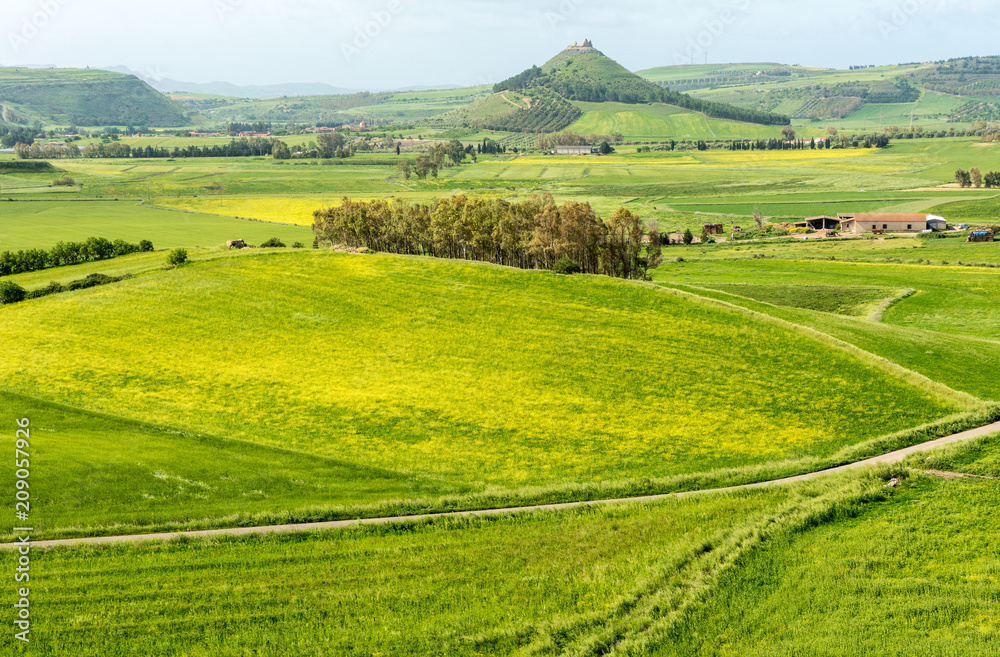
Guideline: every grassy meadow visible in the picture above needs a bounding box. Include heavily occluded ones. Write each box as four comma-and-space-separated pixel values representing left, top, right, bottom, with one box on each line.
0, 472, 900, 656
0, 252, 960, 495
0, 391, 467, 539
653, 476, 1000, 656
3, 129, 1000, 655
5, 139, 1000, 250
0, 200, 312, 250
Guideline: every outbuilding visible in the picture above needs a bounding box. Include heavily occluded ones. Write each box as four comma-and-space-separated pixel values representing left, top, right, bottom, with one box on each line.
793, 216, 841, 231
838, 213, 946, 234
553, 145, 595, 156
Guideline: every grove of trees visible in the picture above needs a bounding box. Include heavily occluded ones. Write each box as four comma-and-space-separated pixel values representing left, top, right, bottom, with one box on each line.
313, 195, 661, 280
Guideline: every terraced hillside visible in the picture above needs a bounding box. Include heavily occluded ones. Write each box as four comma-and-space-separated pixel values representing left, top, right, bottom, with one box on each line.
639, 57, 1000, 130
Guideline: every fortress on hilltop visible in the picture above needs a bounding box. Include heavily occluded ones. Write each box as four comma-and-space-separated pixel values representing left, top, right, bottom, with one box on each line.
565, 39, 597, 52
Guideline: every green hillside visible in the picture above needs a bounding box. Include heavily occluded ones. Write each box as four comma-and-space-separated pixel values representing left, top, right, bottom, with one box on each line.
423, 89, 582, 133
638, 57, 1000, 130
567, 100, 792, 140
494, 44, 790, 126
178, 86, 493, 125
0, 252, 957, 497
0, 67, 189, 127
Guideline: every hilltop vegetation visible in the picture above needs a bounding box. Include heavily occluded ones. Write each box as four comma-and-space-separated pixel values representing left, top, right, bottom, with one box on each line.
0, 67, 188, 127
639, 56, 1000, 129
497, 48, 791, 126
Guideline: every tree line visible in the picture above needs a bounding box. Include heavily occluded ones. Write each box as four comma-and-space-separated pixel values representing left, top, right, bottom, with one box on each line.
0, 237, 153, 277
313, 195, 662, 280
13, 138, 286, 160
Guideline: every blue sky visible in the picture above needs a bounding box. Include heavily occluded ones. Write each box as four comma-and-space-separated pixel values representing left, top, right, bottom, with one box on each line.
3, 0, 999, 89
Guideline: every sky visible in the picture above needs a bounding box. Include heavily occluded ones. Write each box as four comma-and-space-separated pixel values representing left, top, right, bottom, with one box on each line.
3, 0, 1000, 90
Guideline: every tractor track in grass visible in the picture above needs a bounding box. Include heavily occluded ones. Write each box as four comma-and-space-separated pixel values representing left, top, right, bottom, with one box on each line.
9, 421, 1000, 551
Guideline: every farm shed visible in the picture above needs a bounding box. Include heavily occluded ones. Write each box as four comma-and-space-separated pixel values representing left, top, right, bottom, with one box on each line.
968, 229, 995, 242
553, 145, 595, 155
838, 213, 945, 234
703, 223, 724, 235
793, 216, 841, 230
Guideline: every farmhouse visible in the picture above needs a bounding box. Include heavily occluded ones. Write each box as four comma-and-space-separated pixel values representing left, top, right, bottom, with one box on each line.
792, 216, 841, 230
838, 213, 947, 234
553, 145, 596, 156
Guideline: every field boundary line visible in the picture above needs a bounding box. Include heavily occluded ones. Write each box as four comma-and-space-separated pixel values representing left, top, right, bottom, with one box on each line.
9, 421, 1000, 551
653, 282, 981, 409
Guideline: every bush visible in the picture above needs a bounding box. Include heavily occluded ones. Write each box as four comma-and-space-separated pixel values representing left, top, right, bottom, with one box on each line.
167, 248, 188, 266
26, 281, 65, 300
291, 242, 305, 249
139, 240, 154, 252
66, 274, 115, 291
553, 257, 582, 275
260, 238, 286, 248
0, 280, 26, 305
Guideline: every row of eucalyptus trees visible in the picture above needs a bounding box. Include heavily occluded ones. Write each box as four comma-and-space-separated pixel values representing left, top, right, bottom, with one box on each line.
312, 194, 662, 280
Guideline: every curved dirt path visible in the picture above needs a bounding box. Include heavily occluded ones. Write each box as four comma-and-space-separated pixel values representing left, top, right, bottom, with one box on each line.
11, 421, 1000, 551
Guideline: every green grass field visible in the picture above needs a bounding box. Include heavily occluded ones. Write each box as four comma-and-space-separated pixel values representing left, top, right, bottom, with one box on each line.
0, 252, 958, 496
6, 139, 1000, 247
0, 200, 311, 250
0, 392, 465, 539
0, 472, 897, 656
654, 476, 1000, 656
567, 102, 791, 140
5, 130, 1000, 655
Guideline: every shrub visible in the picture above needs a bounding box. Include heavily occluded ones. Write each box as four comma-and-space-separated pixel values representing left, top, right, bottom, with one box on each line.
0, 280, 26, 305
260, 238, 286, 248
66, 274, 115, 291
139, 240, 154, 252
26, 282, 65, 300
52, 176, 76, 187
553, 257, 582, 275
167, 248, 189, 266
291, 242, 305, 249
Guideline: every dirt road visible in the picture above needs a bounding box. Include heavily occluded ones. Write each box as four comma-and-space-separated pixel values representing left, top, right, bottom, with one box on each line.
10, 421, 1000, 551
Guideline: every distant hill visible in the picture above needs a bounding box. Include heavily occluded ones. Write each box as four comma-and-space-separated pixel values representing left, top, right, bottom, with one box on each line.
492, 43, 791, 126
637, 56, 1000, 129
173, 86, 493, 126
101, 66, 358, 100
427, 42, 790, 135
0, 67, 188, 127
